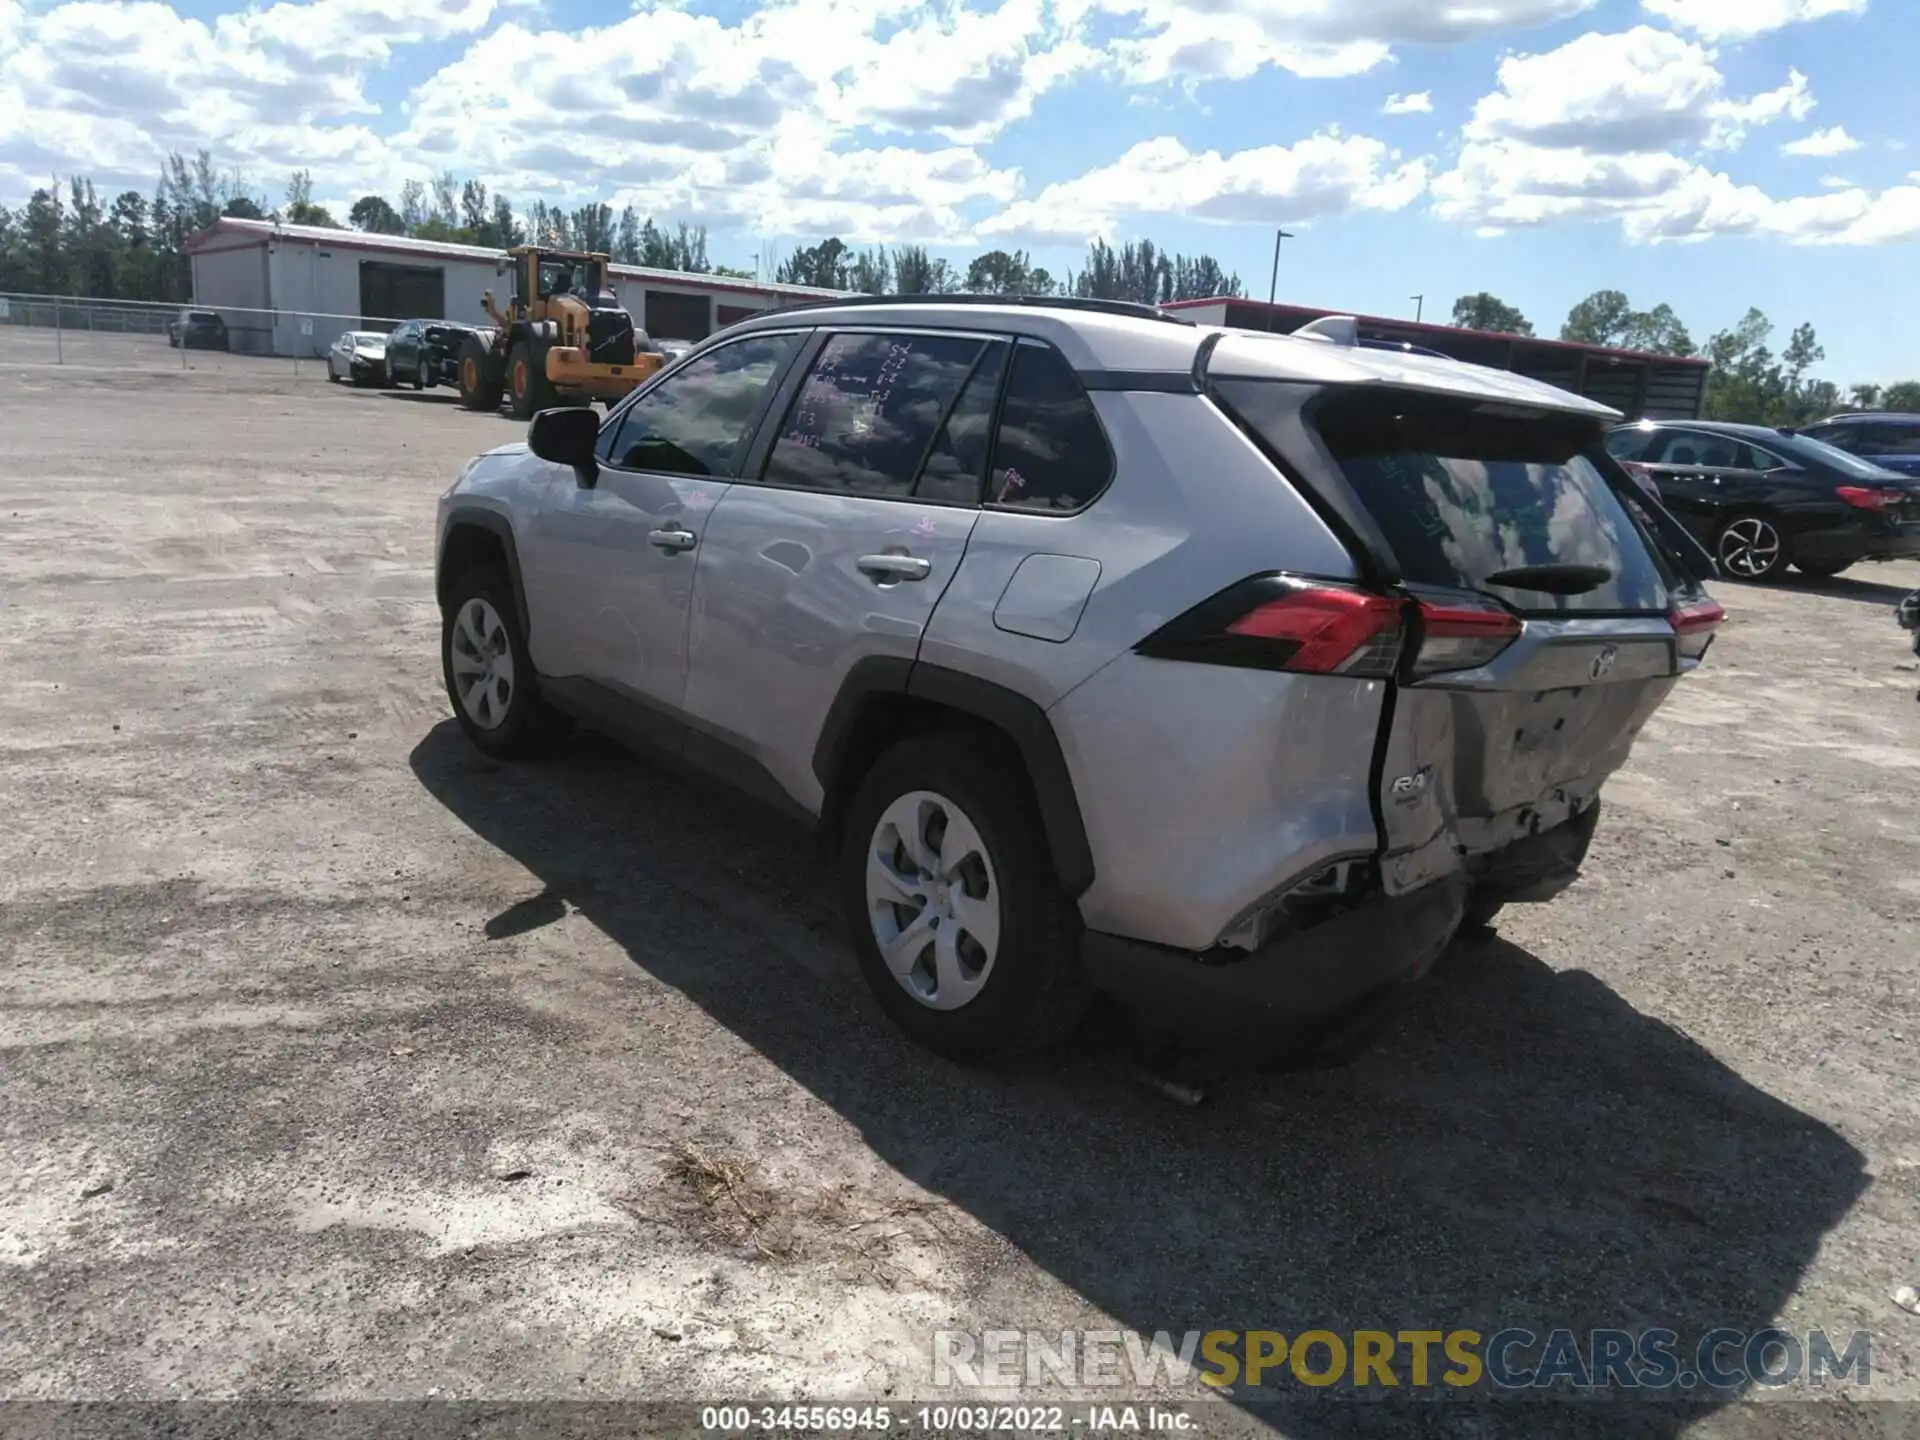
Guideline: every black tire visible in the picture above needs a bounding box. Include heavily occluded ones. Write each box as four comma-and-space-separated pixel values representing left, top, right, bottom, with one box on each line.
1461, 897, 1505, 933
439, 568, 570, 760
412, 364, 426, 391
1795, 559, 1852, 580
841, 733, 1091, 1060
457, 336, 504, 412
1715, 512, 1792, 582
507, 338, 558, 420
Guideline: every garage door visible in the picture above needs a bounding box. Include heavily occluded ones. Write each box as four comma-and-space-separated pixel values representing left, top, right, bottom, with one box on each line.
360, 262, 446, 328
645, 291, 712, 342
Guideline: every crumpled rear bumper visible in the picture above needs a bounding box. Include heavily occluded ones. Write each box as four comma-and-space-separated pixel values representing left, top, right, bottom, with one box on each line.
1084, 873, 1467, 1058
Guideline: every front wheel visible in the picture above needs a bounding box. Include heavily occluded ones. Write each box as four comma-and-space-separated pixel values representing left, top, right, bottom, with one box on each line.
507, 339, 559, 419
841, 735, 1091, 1060
439, 570, 569, 759
1716, 513, 1792, 582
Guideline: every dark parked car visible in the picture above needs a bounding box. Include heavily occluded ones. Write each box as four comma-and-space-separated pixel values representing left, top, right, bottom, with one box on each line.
1795, 412, 1920, 478
1898, 587, 1920, 657
385, 320, 490, 390
166, 309, 228, 350
1606, 419, 1920, 581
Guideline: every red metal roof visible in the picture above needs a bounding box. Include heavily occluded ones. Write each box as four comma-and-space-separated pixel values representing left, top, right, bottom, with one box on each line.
183, 217, 849, 302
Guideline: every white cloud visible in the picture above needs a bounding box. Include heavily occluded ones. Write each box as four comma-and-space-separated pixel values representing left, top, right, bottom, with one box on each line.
1382, 91, 1433, 115
1820, 174, 1856, 188
1462, 27, 1811, 155
1433, 133, 1920, 248
1781, 125, 1863, 157
978, 131, 1428, 245
1641, 0, 1868, 41
1090, 0, 1597, 84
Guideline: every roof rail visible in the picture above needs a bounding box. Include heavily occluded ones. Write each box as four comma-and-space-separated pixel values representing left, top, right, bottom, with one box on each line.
762, 292, 1196, 326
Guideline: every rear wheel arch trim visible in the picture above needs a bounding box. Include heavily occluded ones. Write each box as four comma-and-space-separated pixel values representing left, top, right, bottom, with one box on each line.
813, 657, 1096, 899
439, 509, 531, 640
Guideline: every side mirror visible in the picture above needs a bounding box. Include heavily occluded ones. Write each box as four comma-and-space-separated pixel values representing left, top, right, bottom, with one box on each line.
528, 406, 600, 487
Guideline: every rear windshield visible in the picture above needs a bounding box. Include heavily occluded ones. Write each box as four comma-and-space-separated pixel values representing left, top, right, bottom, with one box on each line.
1221, 382, 1670, 615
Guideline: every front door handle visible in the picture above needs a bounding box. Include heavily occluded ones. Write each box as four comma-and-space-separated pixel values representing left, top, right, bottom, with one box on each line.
857, 553, 932, 583
648, 527, 697, 553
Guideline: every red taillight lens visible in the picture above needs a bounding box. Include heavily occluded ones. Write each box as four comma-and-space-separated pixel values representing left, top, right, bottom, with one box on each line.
1835, 485, 1907, 511
1138, 577, 1405, 677
1669, 595, 1724, 662
1411, 598, 1521, 678
1224, 588, 1405, 676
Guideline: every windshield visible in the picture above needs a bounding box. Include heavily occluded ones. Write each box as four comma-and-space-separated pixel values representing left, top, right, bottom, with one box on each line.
1780, 431, 1903, 480
351, 333, 385, 346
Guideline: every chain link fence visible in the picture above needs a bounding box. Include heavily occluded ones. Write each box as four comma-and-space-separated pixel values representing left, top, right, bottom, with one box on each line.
0, 292, 411, 381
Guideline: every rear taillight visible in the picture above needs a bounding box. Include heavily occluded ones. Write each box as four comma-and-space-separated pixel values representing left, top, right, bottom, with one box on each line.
1138, 577, 1405, 677
1410, 597, 1522, 678
1669, 595, 1725, 662
1836, 485, 1909, 512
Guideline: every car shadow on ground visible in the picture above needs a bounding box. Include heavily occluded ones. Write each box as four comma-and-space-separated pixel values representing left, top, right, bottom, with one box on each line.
1722, 571, 1916, 609
372, 389, 464, 405
409, 721, 1869, 1436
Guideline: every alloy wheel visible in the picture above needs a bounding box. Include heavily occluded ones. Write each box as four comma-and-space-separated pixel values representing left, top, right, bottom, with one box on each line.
447, 597, 515, 730
865, 790, 1001, 1011
1718, 517, 1782, 579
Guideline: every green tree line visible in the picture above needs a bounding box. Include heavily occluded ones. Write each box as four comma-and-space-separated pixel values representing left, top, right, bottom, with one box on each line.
1451, 289, 1920, 424
0, 151, 1245, 311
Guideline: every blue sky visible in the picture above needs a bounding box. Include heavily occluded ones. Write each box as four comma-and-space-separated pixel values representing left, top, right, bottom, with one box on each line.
1, 0, 1914, 384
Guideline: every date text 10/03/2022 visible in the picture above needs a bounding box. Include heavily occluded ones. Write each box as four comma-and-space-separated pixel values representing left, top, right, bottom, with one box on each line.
700, 1406, 1194, 1433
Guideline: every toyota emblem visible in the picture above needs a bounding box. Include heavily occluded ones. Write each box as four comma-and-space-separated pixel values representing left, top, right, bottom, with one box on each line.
1590, 645, 1619, 682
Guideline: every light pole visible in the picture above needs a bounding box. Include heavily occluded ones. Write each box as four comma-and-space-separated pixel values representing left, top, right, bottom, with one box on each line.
1412, 294, 1424, 324
1267, 229, 1295, 331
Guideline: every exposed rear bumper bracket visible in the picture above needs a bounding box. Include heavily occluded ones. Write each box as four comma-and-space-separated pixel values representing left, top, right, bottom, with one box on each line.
1083, 873, 1468, 1057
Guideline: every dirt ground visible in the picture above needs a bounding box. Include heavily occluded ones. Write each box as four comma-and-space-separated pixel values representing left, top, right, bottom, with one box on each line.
2, 339, 1918, 1438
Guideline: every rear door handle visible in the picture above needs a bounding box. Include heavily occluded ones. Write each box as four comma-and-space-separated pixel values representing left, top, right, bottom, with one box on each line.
857, 553, 932, 583
648, 527, 697, 553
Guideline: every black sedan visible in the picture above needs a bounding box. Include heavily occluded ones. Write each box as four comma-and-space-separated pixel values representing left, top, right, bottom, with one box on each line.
1605, 419, 1920, 581
385, 320, 490, 390
166, 309, 228, 350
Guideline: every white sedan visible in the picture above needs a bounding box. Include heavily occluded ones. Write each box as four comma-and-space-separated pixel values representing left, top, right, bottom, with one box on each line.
327, 331, 390, 386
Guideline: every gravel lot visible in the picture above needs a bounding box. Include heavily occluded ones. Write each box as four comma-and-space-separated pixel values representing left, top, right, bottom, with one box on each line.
3, 339, 1918, 1437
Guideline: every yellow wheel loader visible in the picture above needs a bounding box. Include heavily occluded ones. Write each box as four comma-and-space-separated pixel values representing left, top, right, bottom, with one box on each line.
456, 246, 666, 418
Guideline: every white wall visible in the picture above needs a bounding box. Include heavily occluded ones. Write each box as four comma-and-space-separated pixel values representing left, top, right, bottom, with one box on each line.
189, 245, 272, 353
264, 241, 507, 357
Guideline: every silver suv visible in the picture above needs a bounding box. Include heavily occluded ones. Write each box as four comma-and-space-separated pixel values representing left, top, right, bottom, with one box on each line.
433, 297, 1723, 1063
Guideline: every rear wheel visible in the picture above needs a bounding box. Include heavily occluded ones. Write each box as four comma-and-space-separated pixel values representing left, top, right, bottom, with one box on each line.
1716, 513, 1791, 582
456, 337, 503, 412
841, 734, 1091, 1060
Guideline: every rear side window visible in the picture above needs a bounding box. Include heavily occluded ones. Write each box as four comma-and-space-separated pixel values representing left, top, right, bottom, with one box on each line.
987, 340, 1113, 512
1857, 422, 1920, 456
763, 331, 988, 498
1296, 387, 1669, 615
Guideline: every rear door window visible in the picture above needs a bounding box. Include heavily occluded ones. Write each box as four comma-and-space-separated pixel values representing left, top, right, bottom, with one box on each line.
915, 342, 1009, 505
760, 331, 988, 498
1298, 387, 1670, 615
